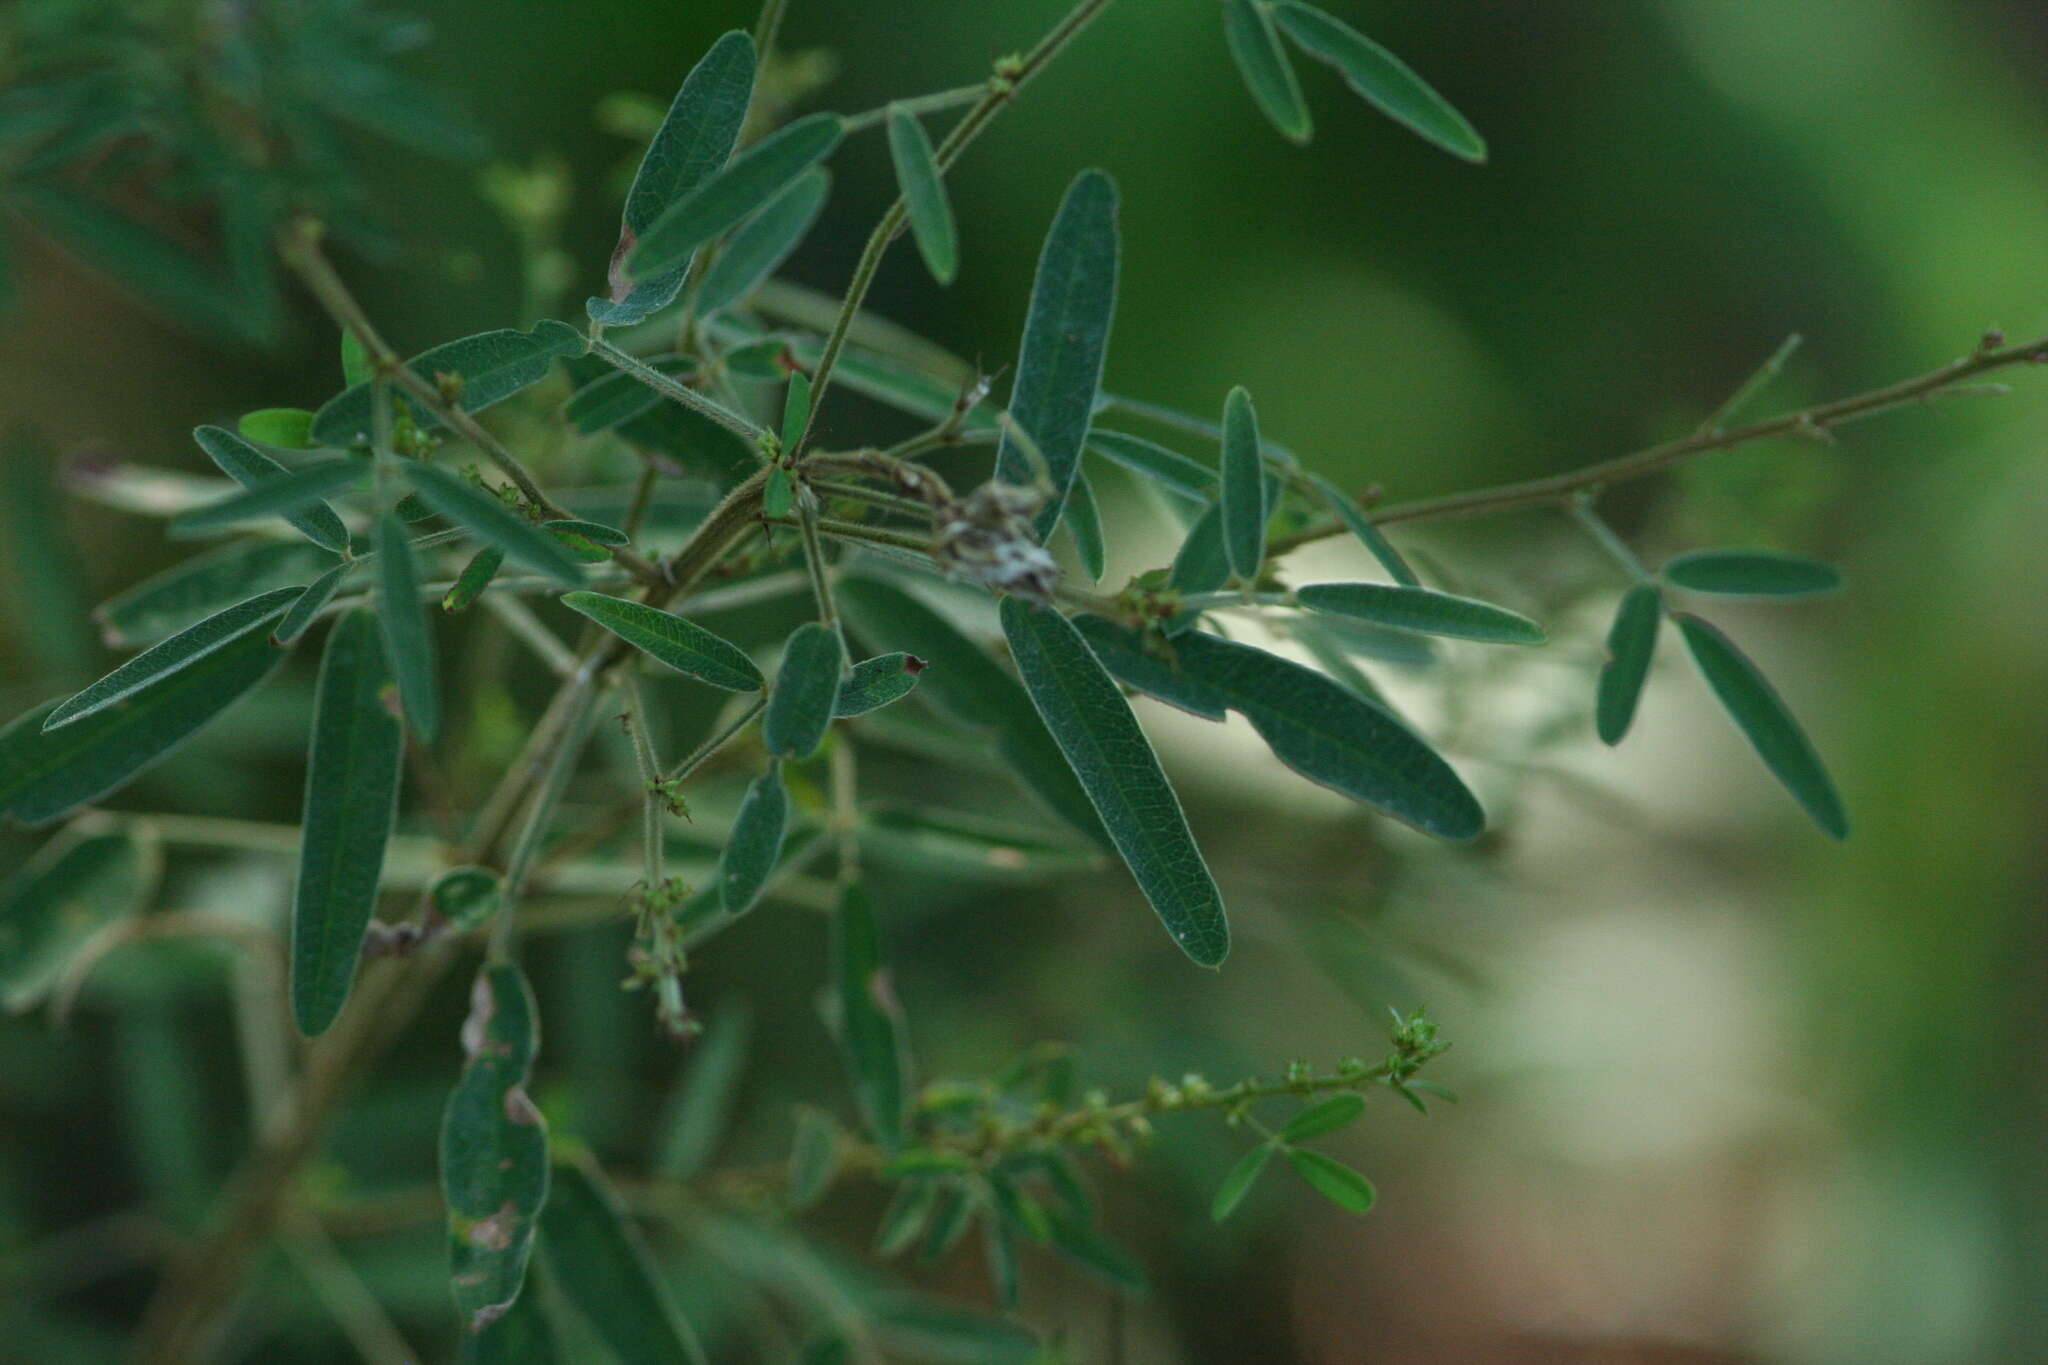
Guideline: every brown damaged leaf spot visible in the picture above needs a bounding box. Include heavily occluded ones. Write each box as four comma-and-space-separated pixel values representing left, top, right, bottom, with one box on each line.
464, 1200, 520, 1251
502, 1084, 542, 1127
459, 972, 497, 1057
607, 229, 638, 303
903, 653, 929, 675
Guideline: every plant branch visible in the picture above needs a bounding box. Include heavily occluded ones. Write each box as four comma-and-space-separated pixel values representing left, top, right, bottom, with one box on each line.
795, 0, 1115, 455
1270, 330, 2048, 552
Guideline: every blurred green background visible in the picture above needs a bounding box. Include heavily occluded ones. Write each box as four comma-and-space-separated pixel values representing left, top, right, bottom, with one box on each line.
4, 0, 2048, 1361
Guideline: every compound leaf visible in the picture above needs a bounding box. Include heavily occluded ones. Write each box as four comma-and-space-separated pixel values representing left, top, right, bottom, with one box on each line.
0, 624, 288, 828
629, 113, 845, 282
402, 463, 585, 586
1284, 1148, 1376, 1213
590, 28, 754, 327
291, 610, 403, 1037
833, 884, 907, 1153
1224, 0, 1313, 143
764, 623, 843, 761
1270, 1, 1486, 163
45, 587, 303, 731
1596, 583, 1661, 745
1220, 385, 1266, 581
312, 322, 586, 446
1298, 582, 1544, 645
995, 171, 1121, 538
562, 592, 763, 692
442, 963, 550, 1334
1675, 613, 1848, 839
1664, 549, 1842, 598
720, 764, 788, 915
1001, 600, 1228, 967
374, 514, 440, 742
193, 425, 348, 553
887, 106, 958, 285
1074, 617, 1482, 839
541, 1156, 707, 1364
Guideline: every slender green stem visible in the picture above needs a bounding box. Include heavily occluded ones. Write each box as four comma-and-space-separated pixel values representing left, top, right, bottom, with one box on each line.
1269, 330, 2048, 552
794, 494, 840, 631
665, 697, 768, 784
623, 682, 666, 892
829, 736, 860, 885
590, 335, 767, 443
807, 479, 939, 522
1567, 496, 1652, 582
795, 0, 1116, 456
492, 679, 606, 962
842, 84, 990, 134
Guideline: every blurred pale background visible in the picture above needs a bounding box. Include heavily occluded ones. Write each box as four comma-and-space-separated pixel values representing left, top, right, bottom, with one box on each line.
3, 1, 2046, 1362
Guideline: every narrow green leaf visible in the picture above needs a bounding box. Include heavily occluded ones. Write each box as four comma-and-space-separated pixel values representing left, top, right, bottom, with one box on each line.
835, 652, 926, 717
442, 963, 550, 1333
887, 107, 959, 285
1000, 599, 1228, 967
540, 1157, 707, 1365
167, 457, 366, 539
1043, 1210, 1148, 1291
1284, 1148, 1376, 1213
920, 1185, 974, 1262
833, 883, 907, 1153
985, 1215, 1021, 1310
1220, 386, 1267, 581
1596, 583, 1661, 746
591, 29, 755, 327
765, 623, 844, 761
290, 610, 403, 1036
696, 169, 832, 318
17, 185, 279, 345
1224, 0, 1313, 143
430, 867, 504, 934
403, 463, 585, 586
0, 818, 159, 1011
839, 578, 1105, 844
1278, 1093, 1366, 1143
443, 548, 505, 614
1066, 472, 1107, 582
1298, 582, 1545, 645
311, 322, 586, 446
542, 519, 629, 548
1210, 1143, 1275, 1223
272, 563, 350, 645
1302, 471, 1419, 586
781, 370, 813, 452
374, 514, 439, 742
562, 355, 693, 433
655, 1002, 753, 1179
236, 407, 315, 450
45, 587, 302, 731
875, 1180, 939, 1257
1663, 549, 1843, 598
861, 806, 1097, 883
764, 466, 795, 520
994, 171, 1121, 539
562, 591, 763, 692
1088, 429, 1214, 503
1073, 617, 1483, 839
871, 1296, 1042, 1364
787, 1107, 842, 1211
341, 330, 372, 388
0, 633, 288, 827
1674, 613, 1848, 839
629, 113, 846, 282
1270, 1, 1487, 163
1171, 502, 1231, 595
721, 764, 788, 915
